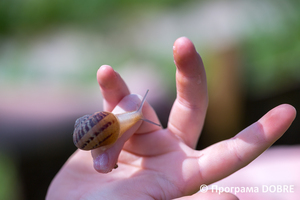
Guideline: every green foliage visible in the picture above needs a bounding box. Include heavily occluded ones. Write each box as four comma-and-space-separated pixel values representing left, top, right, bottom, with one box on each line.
242, 6, 300, 97
0, 0, 194, 35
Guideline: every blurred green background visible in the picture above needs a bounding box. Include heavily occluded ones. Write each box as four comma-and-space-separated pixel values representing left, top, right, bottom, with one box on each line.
0, 0, 299, 199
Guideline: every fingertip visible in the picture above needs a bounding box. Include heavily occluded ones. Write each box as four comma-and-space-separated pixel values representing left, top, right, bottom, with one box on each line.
97, 65, 118, 90
259, 104, 297, 139
173, 37, 204, 79
173, 37, 198, 66
91, 147, 119, 173
96, 65, 130, 111
92, 152, 111, 173
279, 104, 297, 120
173, 37, 193, 51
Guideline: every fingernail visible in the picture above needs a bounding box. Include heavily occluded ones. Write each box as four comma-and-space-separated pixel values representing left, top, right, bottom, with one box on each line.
93, 152, 112, 173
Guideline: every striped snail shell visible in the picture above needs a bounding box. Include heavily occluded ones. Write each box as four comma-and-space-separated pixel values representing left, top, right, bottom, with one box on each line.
73, 90, 160, 150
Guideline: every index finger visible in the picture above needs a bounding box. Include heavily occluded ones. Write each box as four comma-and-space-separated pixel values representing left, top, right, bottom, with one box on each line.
168, 37, 208, 148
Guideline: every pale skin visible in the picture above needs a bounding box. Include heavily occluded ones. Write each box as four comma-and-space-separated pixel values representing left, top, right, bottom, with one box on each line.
46, 37, 296, 200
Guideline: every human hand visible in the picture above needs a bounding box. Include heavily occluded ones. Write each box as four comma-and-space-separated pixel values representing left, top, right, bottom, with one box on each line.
214, 145, 300, 199
46, 37, 296, 200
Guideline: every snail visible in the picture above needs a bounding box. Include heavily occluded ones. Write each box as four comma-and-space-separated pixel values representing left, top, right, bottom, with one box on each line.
73, 90, 160, 150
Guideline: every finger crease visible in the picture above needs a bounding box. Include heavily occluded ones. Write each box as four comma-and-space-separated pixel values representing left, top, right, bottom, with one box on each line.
167, 122, 191, 146
176, 98, 205, 111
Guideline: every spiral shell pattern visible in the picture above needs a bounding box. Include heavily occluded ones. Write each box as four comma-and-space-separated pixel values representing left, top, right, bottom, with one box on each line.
73, 111, 120, 150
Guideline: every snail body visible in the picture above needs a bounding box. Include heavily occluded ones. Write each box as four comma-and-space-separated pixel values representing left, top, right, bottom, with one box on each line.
73, 90, 160, 150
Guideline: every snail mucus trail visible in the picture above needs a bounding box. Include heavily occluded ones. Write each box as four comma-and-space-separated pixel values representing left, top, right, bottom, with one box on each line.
73, 90, 161, 150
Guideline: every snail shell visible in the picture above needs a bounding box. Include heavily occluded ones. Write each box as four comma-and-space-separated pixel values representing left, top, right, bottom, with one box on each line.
73, 90, 160, 150
73, 112, 120, 150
